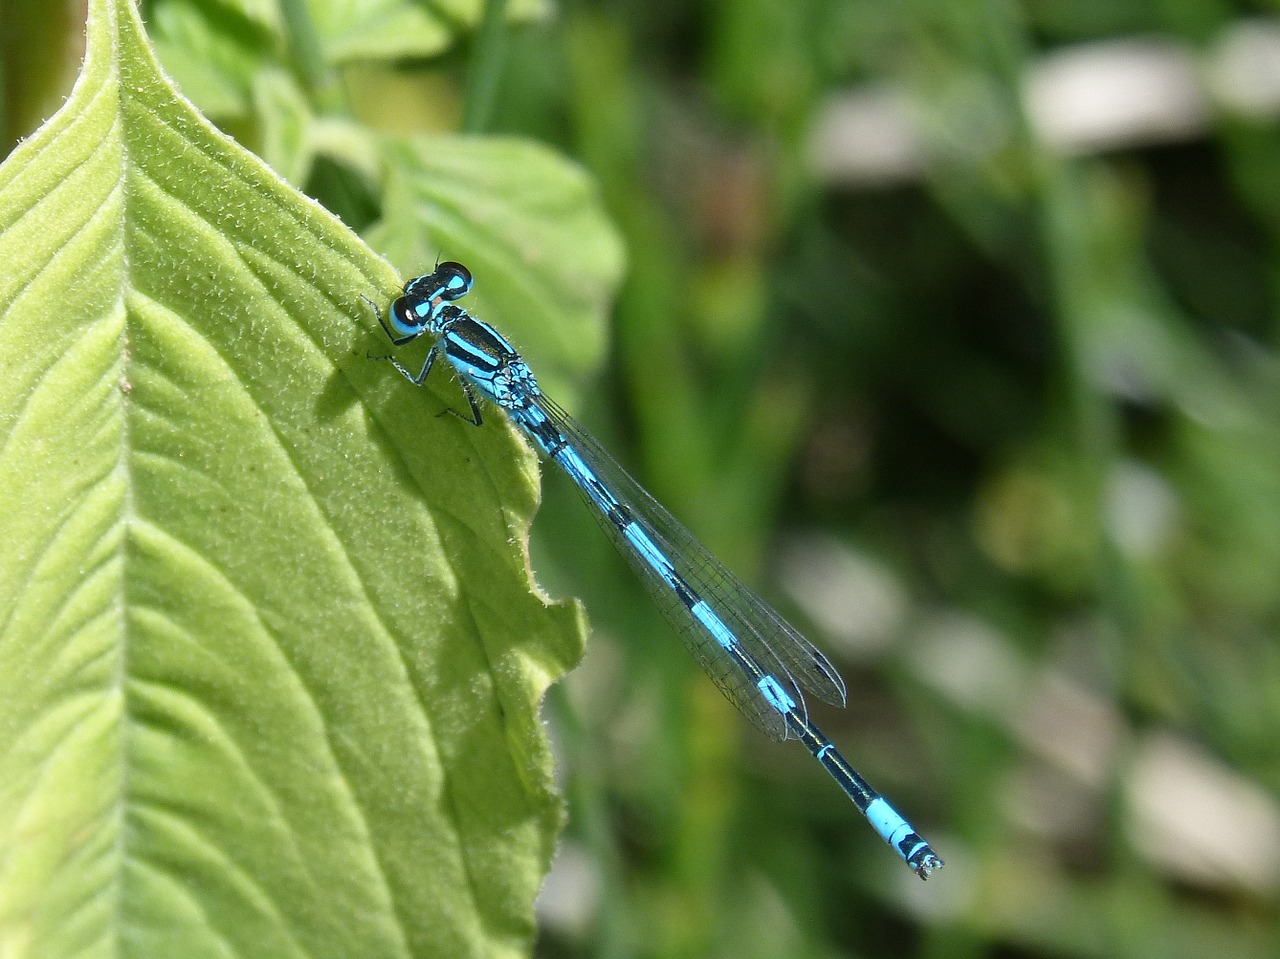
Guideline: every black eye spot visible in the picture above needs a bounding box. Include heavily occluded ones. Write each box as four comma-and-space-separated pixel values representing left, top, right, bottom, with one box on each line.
392, 297, 422, 330
436, 262, 474, 299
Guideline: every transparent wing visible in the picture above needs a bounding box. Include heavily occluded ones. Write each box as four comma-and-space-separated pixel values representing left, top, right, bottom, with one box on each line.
527, 392, 847, 742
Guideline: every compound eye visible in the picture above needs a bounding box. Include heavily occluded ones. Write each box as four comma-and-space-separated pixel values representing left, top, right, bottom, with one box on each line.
390, 296, 423, 335
436, 261, 474, 299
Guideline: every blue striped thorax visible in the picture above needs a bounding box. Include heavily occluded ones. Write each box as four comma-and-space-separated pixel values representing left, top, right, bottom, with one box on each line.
432, 306, 541, 410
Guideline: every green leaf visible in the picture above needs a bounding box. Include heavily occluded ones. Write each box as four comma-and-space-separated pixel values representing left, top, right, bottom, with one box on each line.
367, 136, 626, 400
149, 0, 272, 119
252, 66, 316, 185
0, 0, 589, 955
311, 0, 455, 62
311, 0, 553, 63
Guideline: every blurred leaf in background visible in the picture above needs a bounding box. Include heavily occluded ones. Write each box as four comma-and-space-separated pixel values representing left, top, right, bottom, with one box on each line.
5, 0, 1280, 957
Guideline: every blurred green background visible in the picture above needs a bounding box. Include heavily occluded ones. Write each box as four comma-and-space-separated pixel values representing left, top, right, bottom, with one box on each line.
8, 0, 1280, 956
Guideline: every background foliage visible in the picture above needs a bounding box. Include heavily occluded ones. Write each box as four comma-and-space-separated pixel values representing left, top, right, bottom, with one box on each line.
5, 0, 1280, 957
